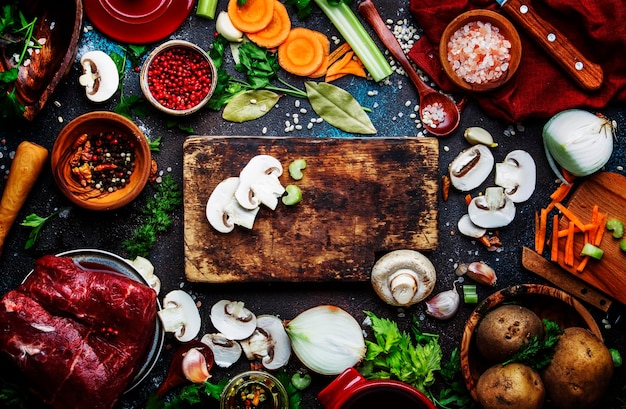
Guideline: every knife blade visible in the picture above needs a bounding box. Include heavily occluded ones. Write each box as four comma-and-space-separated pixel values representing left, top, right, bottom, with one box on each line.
521, 246, 612, 312
495, 0, 603, 91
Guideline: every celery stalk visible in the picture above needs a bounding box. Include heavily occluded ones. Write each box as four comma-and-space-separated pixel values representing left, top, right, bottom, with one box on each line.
196, 0, 218, 19
313, 0, 393, 82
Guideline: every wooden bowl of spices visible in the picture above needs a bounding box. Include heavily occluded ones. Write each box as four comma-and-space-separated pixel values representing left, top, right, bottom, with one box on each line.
439, 9, 522, 92
51, 111, 152, 211
140, 40, 217, 116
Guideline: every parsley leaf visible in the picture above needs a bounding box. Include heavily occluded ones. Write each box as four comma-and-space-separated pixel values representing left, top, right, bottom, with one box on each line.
20, 209, 63, 249
502, 318, 563, 371
123, 174, 182, 258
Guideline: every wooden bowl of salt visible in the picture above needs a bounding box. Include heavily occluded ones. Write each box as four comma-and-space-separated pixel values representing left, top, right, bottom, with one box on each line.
439, 9, 522, 92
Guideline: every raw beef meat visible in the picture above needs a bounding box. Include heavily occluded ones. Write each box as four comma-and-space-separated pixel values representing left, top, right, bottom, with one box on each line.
0, 255, 158, 409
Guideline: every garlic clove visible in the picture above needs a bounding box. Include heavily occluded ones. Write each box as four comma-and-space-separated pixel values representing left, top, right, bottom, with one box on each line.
425, 283, 460, 320
456, 261, 497, 286
464, 127, 498, 147
215, 11, 244, 43
182, 347, 212, 383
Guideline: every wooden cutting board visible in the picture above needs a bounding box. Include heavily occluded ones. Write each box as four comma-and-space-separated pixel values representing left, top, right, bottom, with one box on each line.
556, 172, 626, 305
183, 136, 439, 283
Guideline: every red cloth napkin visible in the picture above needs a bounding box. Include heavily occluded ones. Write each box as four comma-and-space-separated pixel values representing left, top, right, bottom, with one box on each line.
407, 0, 626, 122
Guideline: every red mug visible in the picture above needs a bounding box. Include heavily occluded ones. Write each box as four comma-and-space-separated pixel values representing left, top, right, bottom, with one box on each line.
318, 367, 436, 409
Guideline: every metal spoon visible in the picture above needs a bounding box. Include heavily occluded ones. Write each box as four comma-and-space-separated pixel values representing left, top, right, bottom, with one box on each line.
358, 0, 461, 136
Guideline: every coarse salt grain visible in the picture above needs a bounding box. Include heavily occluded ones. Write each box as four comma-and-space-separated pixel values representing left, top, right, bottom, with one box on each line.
421, 102, 446, 128
447, 21, 511, 84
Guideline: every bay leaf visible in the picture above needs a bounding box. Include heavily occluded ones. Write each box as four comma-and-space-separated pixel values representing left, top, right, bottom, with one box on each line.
222, 90, 281, 123
304, 81, 377, 135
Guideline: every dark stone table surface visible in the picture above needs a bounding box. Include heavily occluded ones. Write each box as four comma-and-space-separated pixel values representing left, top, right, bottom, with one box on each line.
1, 0, 624, 408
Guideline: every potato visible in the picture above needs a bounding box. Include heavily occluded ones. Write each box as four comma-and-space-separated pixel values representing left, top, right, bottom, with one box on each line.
476, 362, 545, 409
542, 327, 613, 409
476, 304, 544, 362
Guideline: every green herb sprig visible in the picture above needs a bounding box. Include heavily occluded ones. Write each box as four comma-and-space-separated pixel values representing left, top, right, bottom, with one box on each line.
122, 174, 182, 258
502, 318, 563, 371
20, 209, 63, 250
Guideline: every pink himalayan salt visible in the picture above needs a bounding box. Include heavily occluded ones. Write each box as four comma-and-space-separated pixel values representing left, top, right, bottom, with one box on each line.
447, 20, 511, 84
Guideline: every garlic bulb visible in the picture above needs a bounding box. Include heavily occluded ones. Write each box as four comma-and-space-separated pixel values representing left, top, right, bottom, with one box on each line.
543, 109, 614, 182
285, 305, 366, 376
425, 282, 460, 320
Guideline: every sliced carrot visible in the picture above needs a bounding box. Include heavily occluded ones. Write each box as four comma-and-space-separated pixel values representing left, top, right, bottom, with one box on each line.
464, 194, 472, 206
325, 51, 367, 82
550, 214, 559, 262
327, 42, 352, 66
593, 212, 608, 246
278, 27, 326, 76
554, 202, 589, 232
564, 221, 575, 267
308, 31, 331, 79
246, 0, 291, 48
227, 0, 274, 34
534, 211, 540, 252
576, 255, 590, 272
535, 208, 548, 254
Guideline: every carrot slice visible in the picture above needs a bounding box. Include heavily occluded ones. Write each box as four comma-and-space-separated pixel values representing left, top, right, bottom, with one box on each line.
325, 51, 366, 82
227, 0, 274, 34
308, 31, 331, 78
278, 27, 326, 76
535, 208, 548, 254
246, 0, 291, 48
564, 221, 575, 267
554, 203, 589, 232
327, 42, 352, 66
550, 214, 559, 262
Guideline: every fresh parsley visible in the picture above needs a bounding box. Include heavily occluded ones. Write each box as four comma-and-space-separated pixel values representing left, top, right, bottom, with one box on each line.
145, 379, 228, 409
502, 318, 563, 371
122, 174, 182, 258
432, 348, 476, 409
110, 46, 151, 119
20, 209, 63, 250
284, 0, 351, 19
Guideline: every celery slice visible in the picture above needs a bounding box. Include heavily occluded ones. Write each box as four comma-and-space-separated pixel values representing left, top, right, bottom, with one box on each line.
313, 0, 393, 82
580, 242, 604, 260
196, 0, 218, 19
606, 217, 625, 239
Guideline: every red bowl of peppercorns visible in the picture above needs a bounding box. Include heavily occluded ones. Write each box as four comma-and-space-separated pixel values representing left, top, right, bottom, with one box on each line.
140, 40, 217, 116
51, 111, 152, 211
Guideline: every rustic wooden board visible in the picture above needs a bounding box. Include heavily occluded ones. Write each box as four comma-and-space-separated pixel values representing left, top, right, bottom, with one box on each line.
183, 136, 439, 283
556, 172, 626, 305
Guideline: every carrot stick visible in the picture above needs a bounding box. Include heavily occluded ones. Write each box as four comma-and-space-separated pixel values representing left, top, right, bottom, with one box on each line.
564, 221, 575, 267
534, 211, 540, 252
551, 214, 560, 262
576, 256, 590, 273
536, 208, 548, 254
554, 202, 589, 232
593, 212, 608, 246
327, 42, 352, 66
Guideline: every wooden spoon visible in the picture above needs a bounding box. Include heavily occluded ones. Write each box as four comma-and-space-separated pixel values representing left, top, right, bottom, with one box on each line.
358, 0, 461, 136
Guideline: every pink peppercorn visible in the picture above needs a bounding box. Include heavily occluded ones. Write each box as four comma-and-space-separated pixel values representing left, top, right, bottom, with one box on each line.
147, 46, 213, 111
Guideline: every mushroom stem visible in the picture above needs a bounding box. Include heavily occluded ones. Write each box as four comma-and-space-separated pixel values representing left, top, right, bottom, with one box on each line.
388, 269, 419, 306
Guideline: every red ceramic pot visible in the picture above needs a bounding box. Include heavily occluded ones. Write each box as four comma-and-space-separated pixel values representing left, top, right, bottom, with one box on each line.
318, 368, 436, 409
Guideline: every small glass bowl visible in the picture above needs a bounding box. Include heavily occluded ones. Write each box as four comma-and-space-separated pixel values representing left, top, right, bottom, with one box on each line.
220, 371, 289, 409
140, 40, 217, 116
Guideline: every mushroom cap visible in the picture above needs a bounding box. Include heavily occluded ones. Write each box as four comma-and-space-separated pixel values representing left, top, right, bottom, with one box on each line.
206, 177, 259, 233
79, 50, 119, 103
240, 314, 291, 370
495, 149, 537, 203
128, 255, 161, 294
449, 144, 494, 191
210, 300, 257, 340
158, 290, 201, 342
370, 249, 437, 307
457, 213, 487, 238
200, 333, 243, 368
235, 155, 285, 210
468, 186, 516, 228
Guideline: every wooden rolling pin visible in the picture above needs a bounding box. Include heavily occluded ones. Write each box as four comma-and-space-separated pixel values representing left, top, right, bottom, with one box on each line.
0, 141, 49, 255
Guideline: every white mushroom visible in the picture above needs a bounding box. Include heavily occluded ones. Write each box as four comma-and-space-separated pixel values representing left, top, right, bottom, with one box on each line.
457, 213, 487, 238
240, 315, 291, 370
200, 333, 243, 368
78, 50, 119, 103
157, 290, 201, 342
206, 177, 259, 233
235, 155, 285, 210
495, 150, 537, 203
127, 255, 161, 294
448, 144, 494, 191
370, 249, 437, 307
468, 186, 516, 229
210, 300, 257, 340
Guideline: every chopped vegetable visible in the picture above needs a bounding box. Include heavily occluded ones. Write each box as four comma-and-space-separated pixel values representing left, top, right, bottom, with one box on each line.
606, 218, 625, 239
278, 27, 326, 76
462, 285, 478, 304
580, 242, 604, 260
288, 159, 307, 180
282, 184, 302, 205
550, 214, 559, 262
290, 372, 311, 390
247, 0, 291, 48
535, 208, 548, 254
621, 240, 626, 252
564, 221, 575, 267
227, 0, 275, 33
325, 50, 367, 82
610, 348, 622, 367
196, 0, 219, 19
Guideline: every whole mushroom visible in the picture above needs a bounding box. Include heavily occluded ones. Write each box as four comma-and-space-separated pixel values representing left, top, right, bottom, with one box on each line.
370, 249, 437, 307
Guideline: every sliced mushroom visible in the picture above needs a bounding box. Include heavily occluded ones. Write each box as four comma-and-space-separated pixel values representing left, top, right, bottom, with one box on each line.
157, 290, 201, 342
495, 150, 537, 203
240, 315, 291, 370
457, 213, 487, 238
235, 155, 285, 210
448, 144, 494, 191
78, 50, 119, 103
206, 177, 260, 233
200, 333, 243, 368
127, 255, 161, 294
370, 249, 437, 307
210, 300, 257, 340
468, 186, 516, 229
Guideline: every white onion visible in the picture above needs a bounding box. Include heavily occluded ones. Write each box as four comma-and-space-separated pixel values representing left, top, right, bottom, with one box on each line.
543, 109, 614, 182
285, 305, 366, 375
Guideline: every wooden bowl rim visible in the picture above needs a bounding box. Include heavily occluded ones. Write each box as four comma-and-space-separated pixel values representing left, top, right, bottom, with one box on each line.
439, 9, 522, 92
140, 39, 218, 116
51, 111, 151, 211
459, 283, 602, 402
